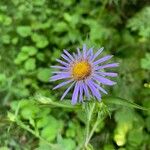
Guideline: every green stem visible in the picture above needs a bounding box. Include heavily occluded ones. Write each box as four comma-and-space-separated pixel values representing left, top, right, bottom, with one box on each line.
36, 95, 80, 109
85, 114, 99, 146
8, 101, 61, 150
16, 120, 57, 148
84, 103, 96, 148
42, 101, 75, 108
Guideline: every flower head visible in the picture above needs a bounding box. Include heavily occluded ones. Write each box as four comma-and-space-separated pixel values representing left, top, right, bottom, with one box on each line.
50, 45, 119, 105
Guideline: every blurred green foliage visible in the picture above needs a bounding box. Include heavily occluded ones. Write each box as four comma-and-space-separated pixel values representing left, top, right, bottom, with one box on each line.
0, 0, 150, 150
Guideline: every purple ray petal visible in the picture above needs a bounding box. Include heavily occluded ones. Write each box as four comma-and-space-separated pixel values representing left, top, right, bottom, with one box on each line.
82, 81, 90, 99
71, 82, 80, 105
83, 44, 86, 59
63, 50, 74, 61
87, 47, 93, 56
50, 74, 71, 81
61, 54, 72, 63
51, 65, 69, 70
77, 48, 81, 57
52, 71, 69, 74
95, 63, 119, 70
79, 81, 83, 102
53, 79, 74, 90
92, 80, 108, 94
61, 81, 75, 100
93, 55, 113, 66
73, 53, 78, 60
93, 74, 116, 85
96, 72, 118, 77
89, 50, 94, 61
56, 59, 69, 67
86, 79, 101, 100
91, 47, 104, 61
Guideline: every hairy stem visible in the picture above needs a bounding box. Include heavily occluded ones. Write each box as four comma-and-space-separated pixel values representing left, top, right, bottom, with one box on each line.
84, 103, 96, 148
85, 114, 99, 146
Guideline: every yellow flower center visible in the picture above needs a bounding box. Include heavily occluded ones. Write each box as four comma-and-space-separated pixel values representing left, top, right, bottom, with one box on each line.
72, 61, 91, 80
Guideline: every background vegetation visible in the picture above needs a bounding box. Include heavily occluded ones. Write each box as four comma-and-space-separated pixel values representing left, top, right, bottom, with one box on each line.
0, 0, 150, 149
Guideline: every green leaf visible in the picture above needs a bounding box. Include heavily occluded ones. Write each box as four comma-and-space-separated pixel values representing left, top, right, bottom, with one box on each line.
17, 26, 32, 37
37, 68, 51, 82
127, 7, 150, 38
29, 117, 35, 127
145, 116, 150, 132
4, 16, 12, 26
127, 129, 144, 147
53, 22, 68, 32
58, 138, 76, 150
7, 111, 15, 122
11, 101, 20, 111
35, 141, 52, 150
33, 0, 46, 6
103, 97, 149, 111
114, 108, 134, 146
37, 116, 51, 128
51, 49, 61, 62
36, 53, 45, 61
2, 35, 10, 44
24, 58, 36, 71
14, 52, 29, 64
66, 128, 76, 138
60, 0, 73, 6
114, 122, 130, 146
13, 86, 30, 97
143, 99, 150, 115
66, 122, 76, 138
104, 144, 115, 150
114, 108, 134, 123
31, 33, 48, 48
0, 73, 6, 83
141, 53, 150, 70
11, 37, 18, 45
21, 46, 37, 56
41, 116, 61, 142
20, 103, 40, 120
0, 147, 9, 150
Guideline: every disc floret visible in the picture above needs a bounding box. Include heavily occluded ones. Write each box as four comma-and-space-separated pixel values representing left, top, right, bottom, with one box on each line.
72, 61, 92, 80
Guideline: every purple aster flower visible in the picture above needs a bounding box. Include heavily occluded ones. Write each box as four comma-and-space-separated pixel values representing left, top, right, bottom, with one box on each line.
50, 45, 119, 105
